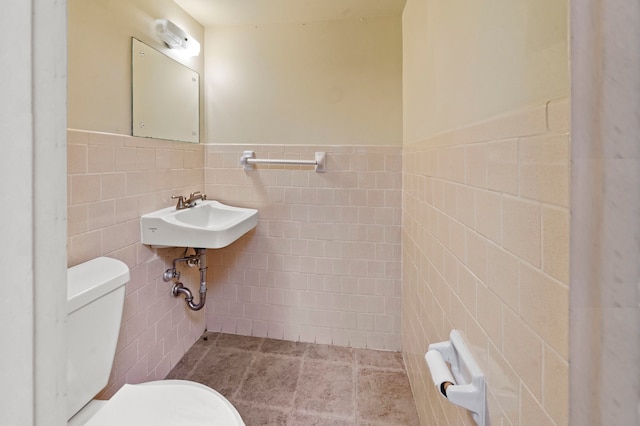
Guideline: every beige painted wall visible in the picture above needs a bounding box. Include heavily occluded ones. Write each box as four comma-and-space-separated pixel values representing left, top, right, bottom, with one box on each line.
403, 0, 568, 142
68, 0, 204, 138
204, 17, 403, 145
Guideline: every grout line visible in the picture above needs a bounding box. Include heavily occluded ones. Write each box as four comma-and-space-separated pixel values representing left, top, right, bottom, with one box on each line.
181, 333, 218, 379
229, 348, 259, 401
353, 348, 359, 424
286, 346, 307, 423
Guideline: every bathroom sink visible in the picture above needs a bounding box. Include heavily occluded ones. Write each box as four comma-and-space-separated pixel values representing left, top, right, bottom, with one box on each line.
140, 200, 258, 249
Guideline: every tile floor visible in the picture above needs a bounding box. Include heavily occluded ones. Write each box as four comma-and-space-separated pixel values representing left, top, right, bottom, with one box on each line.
166, 332, 420, 425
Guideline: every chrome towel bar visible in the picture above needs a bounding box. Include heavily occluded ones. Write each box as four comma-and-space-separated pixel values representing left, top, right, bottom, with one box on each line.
240, 151, 326, 173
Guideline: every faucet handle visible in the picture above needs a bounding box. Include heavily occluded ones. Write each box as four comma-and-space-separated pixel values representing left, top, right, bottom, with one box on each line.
171, 195, 186, 209
187, 191, 206, 203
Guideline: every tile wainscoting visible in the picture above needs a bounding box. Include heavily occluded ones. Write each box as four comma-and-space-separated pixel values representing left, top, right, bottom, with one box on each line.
204, 144, 403, 350
67, 130, 207, 398
402, 99, 570, 425
67, 135, 403, 398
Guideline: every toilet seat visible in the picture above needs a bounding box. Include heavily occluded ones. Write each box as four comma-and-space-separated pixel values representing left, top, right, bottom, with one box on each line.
81, 380, 244, 426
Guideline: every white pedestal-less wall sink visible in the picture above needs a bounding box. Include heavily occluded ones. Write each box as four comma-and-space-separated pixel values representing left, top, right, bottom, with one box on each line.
140, 200, 258, 249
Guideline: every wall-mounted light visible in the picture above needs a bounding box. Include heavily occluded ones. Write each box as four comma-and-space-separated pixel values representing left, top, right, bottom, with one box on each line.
154, 19, 200, 57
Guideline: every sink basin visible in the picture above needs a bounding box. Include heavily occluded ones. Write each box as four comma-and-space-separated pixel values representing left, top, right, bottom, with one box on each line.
140, 200, 258, 249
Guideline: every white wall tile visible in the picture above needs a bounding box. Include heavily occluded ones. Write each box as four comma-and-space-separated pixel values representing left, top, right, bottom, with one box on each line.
204, 145, 403, 350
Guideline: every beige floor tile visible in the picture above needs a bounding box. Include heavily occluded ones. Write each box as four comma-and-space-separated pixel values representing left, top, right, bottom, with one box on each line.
295, 360, 354, 416
356, 349, 404, 370
288, 411, 356, 425
306, 343, 355, 363
214, 332, 264, 351
261, 338, 308, 357
190, 348, 255, 398
232, 401, 289, 425
166, 332, 419, 425
236, 354, 301, 407
357, 369, 420, 425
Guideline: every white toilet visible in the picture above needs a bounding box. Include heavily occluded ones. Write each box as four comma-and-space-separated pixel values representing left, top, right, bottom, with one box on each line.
66, 257, 244, 426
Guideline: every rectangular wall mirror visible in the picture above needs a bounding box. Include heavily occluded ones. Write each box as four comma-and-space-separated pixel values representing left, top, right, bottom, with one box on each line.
132, 38, 200, 143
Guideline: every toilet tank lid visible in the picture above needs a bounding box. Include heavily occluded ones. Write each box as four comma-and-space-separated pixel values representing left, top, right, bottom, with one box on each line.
67, 257, 130, 314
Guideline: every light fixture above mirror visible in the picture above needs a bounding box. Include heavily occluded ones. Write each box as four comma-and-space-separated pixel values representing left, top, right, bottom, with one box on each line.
155, 19, 200, 57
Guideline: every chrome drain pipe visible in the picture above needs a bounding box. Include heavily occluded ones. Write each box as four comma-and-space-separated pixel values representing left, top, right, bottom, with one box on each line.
166, 248, 208, 311
171, 282, 206, 311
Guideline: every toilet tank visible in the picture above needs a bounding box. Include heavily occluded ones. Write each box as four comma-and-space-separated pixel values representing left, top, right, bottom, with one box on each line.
66, 257, 130, 420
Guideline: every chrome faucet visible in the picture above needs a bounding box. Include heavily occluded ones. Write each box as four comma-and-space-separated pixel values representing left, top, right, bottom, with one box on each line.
172, 192, 206, 210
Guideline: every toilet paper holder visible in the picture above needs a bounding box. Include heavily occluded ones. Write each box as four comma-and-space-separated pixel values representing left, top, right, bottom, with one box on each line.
425, 330, 487, 426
